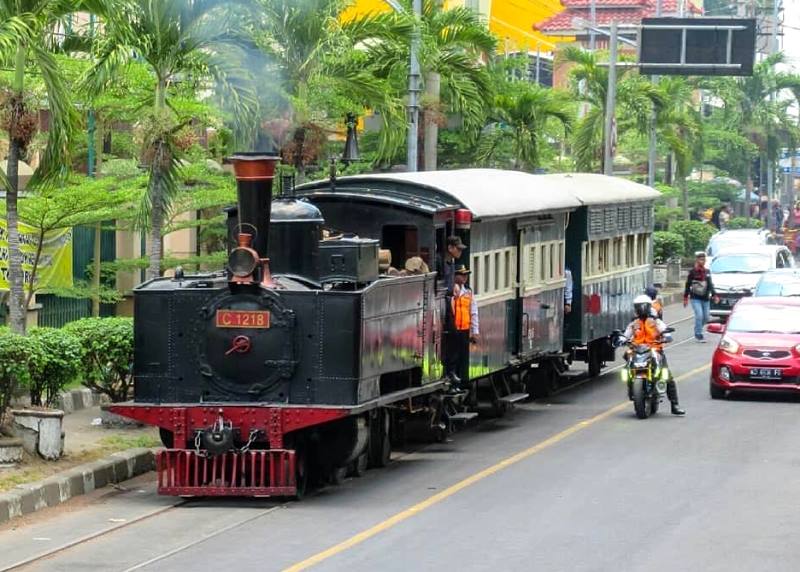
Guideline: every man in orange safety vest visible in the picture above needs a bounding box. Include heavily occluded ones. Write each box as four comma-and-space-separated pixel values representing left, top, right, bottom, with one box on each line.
446, 265, 479, 392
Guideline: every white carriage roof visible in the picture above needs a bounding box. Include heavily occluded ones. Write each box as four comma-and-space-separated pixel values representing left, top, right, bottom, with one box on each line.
323, 169, 657, 218
535, 173, 661, 205
328, 169, 580, 218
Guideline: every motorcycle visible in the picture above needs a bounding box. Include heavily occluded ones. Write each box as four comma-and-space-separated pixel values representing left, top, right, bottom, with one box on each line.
612, 328, 675, 419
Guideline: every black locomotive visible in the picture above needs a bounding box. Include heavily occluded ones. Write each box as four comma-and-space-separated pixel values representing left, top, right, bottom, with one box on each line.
110, 156, 658, 497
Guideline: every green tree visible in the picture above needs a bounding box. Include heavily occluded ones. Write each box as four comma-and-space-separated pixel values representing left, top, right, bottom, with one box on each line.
363, 0, 497, 169
478, 82, 572, 171
0, 2, 87, 333
654, 77, 701, 219
560, 46, 663, 173
702, 53, 800, 200
249, 0, 407, 174
85, 0, 256, 281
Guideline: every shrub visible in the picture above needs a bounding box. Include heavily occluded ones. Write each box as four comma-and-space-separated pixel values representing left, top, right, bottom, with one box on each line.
669, 220, 716, 258
726, 217, 763, 230
653, 231, 685, 263
63, 317, 134, 403
27, 328, 83, 408
0, 328, 34, 424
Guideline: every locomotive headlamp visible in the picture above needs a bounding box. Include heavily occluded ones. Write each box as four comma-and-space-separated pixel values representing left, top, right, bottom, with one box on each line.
229, 248, 259, 277
229, 233, 260, 280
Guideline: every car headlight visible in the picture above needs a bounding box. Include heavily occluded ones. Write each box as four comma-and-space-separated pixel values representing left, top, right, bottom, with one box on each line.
719, 336, 740, 355
718, 366, 732, 381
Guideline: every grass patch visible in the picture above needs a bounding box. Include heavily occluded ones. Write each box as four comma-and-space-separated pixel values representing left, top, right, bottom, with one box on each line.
98, 434, 160, 450
0, 432, 160, 493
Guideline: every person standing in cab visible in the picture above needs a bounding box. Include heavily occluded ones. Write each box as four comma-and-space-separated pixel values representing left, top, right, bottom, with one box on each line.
443, 235, 467, 292
446, 265, 479, 392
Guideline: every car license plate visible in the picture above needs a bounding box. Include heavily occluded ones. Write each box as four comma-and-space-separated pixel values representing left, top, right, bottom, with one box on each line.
215, 310, 270, 329
749, 367, 782, 380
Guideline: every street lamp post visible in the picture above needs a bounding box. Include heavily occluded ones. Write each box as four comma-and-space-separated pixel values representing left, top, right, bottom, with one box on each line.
603, 22, 619, 176
386, 0, 421, 172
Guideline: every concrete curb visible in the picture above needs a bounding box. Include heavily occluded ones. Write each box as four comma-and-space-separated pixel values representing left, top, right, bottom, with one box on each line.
0, 448, 155, 526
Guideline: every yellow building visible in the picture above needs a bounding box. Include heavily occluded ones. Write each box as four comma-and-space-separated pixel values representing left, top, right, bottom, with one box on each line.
344, 0, 568, 53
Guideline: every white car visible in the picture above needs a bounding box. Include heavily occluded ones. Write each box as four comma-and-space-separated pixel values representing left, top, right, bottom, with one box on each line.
709, 245, 795, 319
705, 229, 776, 267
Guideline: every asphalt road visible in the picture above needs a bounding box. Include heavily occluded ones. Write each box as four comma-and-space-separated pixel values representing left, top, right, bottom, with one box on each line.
5, 302, 800, 572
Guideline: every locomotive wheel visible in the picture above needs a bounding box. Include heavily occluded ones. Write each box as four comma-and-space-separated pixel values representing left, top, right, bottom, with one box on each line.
330, 466, 347, 485
294, 451, 308, 501
368, 410, 392, 468
351, 454, 368, 478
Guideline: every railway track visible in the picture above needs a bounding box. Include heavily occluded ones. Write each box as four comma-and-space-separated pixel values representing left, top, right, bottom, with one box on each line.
1, 499, 286, 572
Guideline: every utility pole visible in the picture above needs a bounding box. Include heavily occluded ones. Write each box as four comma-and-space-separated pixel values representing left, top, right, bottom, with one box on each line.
406, 0, 421, 172
603, 22, 618, 176
647, 0, 662, 187
589, 0, 596, 50
766, 0, 779, 200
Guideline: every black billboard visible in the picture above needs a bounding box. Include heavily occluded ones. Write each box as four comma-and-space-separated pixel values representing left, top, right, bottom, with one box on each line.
639, 17, 756, 76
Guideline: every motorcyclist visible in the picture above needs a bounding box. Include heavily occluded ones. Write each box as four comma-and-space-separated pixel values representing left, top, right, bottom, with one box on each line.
622, 295, 685, 416
645, 285, 663, 320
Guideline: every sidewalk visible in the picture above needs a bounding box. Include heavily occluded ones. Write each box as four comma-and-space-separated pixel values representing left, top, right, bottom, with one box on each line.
0, 404, 158, 525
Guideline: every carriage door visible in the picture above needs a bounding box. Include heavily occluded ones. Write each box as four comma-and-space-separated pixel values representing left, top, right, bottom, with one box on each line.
514, 223, 539, 357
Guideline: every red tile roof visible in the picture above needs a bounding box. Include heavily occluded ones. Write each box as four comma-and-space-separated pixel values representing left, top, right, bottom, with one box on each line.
562, 0, 647, 7
536, 0, 701, 33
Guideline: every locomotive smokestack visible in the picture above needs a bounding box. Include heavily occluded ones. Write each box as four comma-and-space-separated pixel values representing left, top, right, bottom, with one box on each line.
228, 153, 281, 258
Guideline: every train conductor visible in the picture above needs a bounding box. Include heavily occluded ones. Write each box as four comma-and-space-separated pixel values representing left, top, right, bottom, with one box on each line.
446, 265, 479, 391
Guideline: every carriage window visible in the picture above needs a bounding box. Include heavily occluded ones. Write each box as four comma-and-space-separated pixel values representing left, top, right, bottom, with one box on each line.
558, 242, 564, 277
483, 254, 490, 293
528, 246, 536, 284
626, 235, 635, 266
471, 254, 481, 295
382, 225, 419, 272
504, 250, 511, 288
548, 244, 555, 280
493, 252, 501, 291
539, 245, 547, 282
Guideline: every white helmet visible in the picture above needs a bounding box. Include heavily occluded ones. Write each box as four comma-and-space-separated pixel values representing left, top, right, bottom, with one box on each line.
633, 294, 652, 319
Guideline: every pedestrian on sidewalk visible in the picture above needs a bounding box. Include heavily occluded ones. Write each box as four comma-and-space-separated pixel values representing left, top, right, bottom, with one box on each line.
683, 252, 719, 342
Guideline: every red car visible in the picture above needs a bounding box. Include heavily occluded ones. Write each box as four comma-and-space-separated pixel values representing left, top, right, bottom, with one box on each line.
707, 297, 800, 398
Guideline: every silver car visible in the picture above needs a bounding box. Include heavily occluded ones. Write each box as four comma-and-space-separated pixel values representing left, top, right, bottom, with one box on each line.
709, 245, 795, 319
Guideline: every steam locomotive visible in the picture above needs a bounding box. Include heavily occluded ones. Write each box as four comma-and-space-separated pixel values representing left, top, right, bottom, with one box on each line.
109, 155, 658, 497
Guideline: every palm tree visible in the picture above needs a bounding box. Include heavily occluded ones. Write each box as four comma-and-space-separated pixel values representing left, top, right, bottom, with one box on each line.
363, 0, 497, 169
0, 2, 84, 333
250, 0, 408, 174
702, 53, 800, 204
560, 46, 662, 173
85, 0, 256, 281
654, 77, 700, 218
478, 82, 572, 171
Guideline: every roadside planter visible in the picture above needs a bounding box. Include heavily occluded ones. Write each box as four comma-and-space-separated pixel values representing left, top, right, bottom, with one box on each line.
0, 437, 23, 465
10, 408, 65, 460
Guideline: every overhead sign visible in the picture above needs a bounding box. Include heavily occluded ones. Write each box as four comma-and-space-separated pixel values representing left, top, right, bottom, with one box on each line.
639, 18, 756, 76
0, 220, 73, 292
